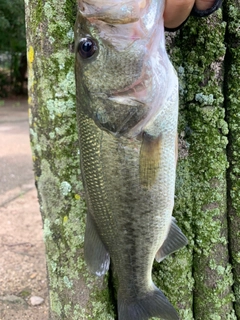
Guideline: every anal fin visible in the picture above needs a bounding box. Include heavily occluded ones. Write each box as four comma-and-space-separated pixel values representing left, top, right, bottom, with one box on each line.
155, 218, 188, 262
84, 213, 110, 276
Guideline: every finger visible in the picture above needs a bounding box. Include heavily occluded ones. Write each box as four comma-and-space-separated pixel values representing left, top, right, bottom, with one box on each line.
164, 0, 195, 29
195, 0, 216, 10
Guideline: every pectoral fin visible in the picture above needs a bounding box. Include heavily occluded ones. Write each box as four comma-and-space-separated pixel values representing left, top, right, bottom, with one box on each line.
155, 218, 188, 262
84, 213, 110, 276
139, 132, 162, 189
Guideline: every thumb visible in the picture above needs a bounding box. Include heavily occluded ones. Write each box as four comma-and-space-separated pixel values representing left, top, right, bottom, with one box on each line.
195, 0, 216, 10
164, 0, 195, 29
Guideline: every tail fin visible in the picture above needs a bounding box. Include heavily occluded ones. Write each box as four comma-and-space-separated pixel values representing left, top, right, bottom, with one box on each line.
118, 286, 179, 320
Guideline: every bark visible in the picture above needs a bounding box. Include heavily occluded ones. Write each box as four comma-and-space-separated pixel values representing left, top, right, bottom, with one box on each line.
24, 0, 239, 319
25, 0, 115, 319
224, 0, 240, 317
162, 10, 235, 319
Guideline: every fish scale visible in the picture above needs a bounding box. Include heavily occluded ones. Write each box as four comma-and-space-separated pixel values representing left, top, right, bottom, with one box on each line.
77, 112, 119, 244
75, 1, 188, 319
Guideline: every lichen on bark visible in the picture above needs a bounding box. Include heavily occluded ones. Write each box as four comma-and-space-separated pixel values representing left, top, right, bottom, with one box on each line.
25, 0, 115, 318
178, 12, 236, 320
155, 8, 237, 320
224, 0, 240, 317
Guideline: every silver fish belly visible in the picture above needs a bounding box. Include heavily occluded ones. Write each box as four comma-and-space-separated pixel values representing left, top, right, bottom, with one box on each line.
75, 1, 188, 319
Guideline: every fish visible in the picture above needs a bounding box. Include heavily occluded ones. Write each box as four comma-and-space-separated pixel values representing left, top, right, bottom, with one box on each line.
74, 1, 188, 319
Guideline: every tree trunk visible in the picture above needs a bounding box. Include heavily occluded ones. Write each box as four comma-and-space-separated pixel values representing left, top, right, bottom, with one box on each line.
224, 0, 240, 317
25, 0, 239, 319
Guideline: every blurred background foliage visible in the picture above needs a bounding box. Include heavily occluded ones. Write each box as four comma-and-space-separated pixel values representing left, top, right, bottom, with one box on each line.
0, 0, 27, 96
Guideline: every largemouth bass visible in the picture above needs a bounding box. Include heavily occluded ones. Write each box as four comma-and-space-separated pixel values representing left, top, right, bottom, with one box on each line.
75, 1, 187, 319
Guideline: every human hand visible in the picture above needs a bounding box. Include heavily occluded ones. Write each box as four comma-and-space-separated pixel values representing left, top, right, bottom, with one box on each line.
164, 0, 217, 30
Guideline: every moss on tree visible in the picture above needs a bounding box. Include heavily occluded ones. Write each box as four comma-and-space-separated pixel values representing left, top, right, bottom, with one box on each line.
224, 0, 240, 317
155, 8, 237, 320
25, 0, 115, 318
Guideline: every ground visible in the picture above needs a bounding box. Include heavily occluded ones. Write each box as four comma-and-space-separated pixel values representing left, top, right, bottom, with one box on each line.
0, 98, 49, 320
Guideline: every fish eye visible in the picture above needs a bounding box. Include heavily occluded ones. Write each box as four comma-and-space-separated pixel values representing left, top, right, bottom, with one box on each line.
78, 37, 97, 59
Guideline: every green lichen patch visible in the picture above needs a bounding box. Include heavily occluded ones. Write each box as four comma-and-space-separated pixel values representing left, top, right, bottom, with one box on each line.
163, 9, 236, 320
224, 0, 240, 317
25, 0, 115, 318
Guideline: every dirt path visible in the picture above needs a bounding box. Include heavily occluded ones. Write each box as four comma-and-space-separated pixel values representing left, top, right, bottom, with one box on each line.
0, 98, 48, 320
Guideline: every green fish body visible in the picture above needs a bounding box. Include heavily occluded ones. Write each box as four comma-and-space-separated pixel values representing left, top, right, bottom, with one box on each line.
75, 1, 187, 319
